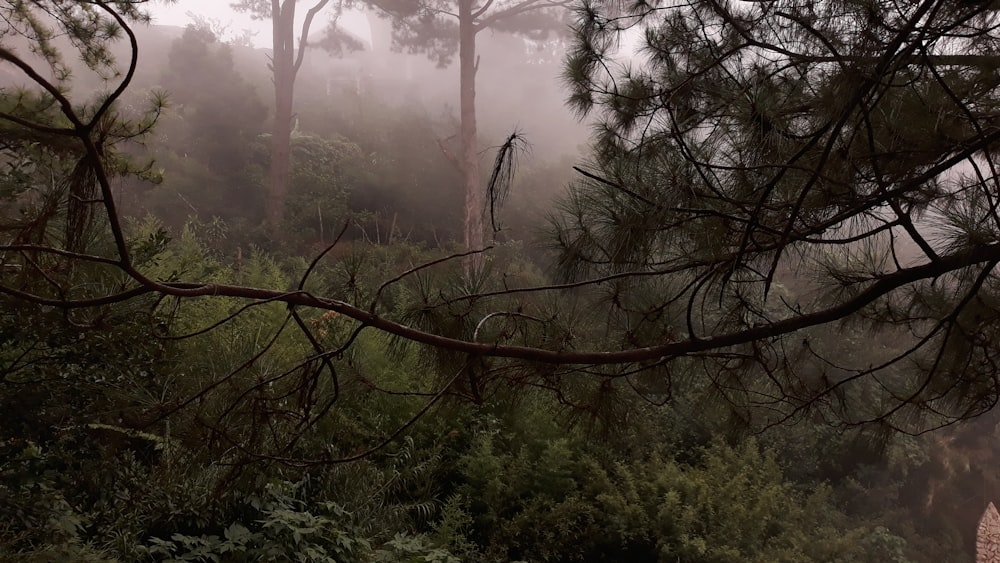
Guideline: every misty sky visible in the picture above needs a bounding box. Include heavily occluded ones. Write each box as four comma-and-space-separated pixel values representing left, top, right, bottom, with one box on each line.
149, 1, 371, 48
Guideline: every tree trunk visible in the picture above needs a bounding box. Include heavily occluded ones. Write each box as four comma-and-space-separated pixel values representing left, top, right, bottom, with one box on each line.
267, 0, 297, 230
458, 0, 483, 263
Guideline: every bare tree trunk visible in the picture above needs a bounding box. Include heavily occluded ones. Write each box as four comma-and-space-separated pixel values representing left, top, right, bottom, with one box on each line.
269, 80, 294, 229
458, 0, 483, 266
267, 0, 297, 230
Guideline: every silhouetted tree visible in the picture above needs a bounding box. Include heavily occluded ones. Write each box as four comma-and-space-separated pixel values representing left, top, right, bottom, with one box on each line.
555, 0, 1000, 428
231, 0, 337, 229
360, 0, 570, 259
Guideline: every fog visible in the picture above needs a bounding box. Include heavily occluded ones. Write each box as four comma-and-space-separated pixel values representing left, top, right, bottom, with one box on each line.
150, 1, 373, 47
75, 3, 590, 247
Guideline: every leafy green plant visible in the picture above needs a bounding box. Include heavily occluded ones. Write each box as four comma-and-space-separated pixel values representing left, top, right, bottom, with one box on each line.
143, 479, 458, 563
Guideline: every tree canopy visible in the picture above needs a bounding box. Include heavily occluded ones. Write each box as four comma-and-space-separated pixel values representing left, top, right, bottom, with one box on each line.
360, 0, 571, 256
553, 0, 1000, 428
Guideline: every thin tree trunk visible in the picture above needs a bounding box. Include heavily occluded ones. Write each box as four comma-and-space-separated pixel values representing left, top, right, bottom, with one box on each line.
267, 0, 296, 230
458, 0, 483, 265
268, 83, 294, 228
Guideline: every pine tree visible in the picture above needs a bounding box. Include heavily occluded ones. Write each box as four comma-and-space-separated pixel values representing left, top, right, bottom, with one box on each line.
554, 0, 1000, 427
361, 0, 570, 261
232, 0, 337, 229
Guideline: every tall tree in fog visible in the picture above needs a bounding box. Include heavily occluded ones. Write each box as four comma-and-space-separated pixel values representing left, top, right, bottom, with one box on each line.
362, 0, 570, 257
232, 0, 335, 229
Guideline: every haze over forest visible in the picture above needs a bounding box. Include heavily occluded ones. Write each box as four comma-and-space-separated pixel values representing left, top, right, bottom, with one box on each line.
4, 1, 1000, 562
23, 3, 589, 246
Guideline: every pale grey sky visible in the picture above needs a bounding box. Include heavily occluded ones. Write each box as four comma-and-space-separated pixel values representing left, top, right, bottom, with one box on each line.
148, 1, 371, 48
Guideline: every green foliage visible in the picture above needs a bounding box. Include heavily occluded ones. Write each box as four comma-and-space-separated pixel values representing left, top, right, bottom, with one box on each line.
453, 427, 910, 563
142, 478, 463, 563
293, 89, 465, 245
143, 481, 374, 562
4, 3, 1000, 562
0, 1, 151, 81
0, 440, 90, 555
282, 133, 370, 251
